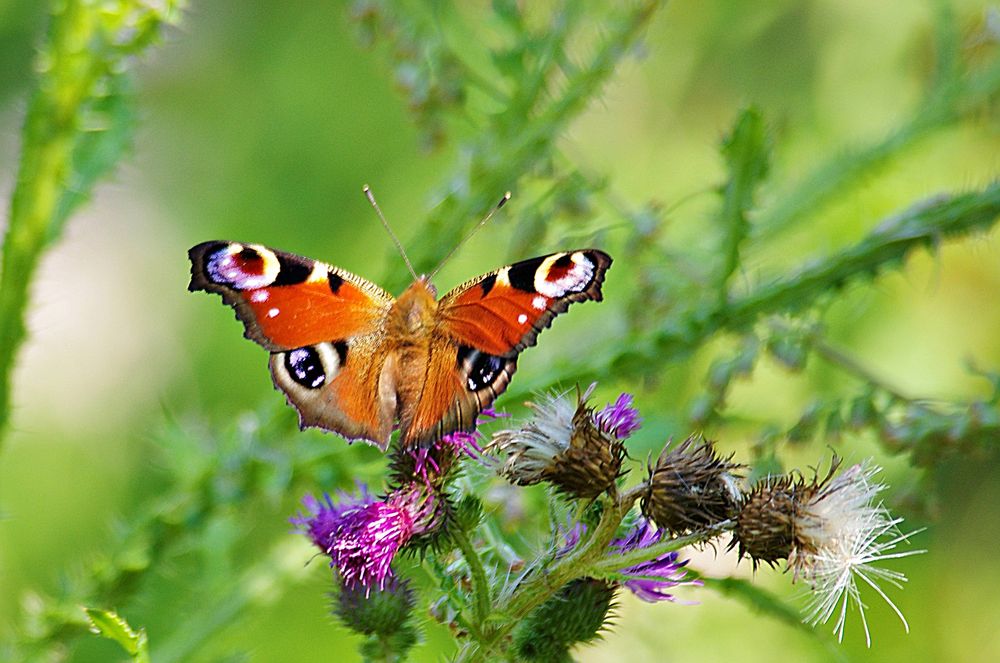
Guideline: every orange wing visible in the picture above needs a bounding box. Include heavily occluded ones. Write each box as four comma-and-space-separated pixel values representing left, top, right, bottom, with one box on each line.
438, 250, 612, 356
188, 241, 392, 351
189, 241, 397, 449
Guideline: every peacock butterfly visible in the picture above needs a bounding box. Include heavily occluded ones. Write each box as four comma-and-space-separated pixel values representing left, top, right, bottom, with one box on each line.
188, 239, 611, 451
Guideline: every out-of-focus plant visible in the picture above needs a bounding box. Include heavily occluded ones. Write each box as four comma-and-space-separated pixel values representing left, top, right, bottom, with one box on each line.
3, 0, 1000, 661
0, 0, 183, 447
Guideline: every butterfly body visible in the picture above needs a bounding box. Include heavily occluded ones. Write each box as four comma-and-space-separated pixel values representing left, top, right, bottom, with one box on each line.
189, 241, 611, 450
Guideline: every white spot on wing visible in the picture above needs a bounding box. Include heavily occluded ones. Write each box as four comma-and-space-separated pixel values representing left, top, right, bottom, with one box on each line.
495, 267, 511, 287
250, 290, 269, 303
532, 295, 547, 310
307, 262, 327, 283
267, 308, 280, 318
517, 313, 528, 324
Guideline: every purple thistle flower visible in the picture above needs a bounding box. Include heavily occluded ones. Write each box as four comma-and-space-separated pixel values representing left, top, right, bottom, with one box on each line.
594, 393, 642, 439
610, 518, 698, 603
292, 482, 446, 595
410, 408, 502, 479
292, 485, 377, 553
558, 516, 698, 603
330, 501, 414, 594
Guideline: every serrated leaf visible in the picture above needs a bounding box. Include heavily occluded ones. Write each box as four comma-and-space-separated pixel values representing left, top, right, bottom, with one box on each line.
84, 608, 150, 663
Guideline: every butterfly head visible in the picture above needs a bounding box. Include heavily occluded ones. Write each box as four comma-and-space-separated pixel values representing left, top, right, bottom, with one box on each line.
391, 277, 440, 336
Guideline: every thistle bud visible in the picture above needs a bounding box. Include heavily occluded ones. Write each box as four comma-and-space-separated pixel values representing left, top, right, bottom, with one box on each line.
334, 573, 416, 636
512, 578, 616, 662
732, 472, 805, 568
490, 387, 632, 499
641, 436, 743, 534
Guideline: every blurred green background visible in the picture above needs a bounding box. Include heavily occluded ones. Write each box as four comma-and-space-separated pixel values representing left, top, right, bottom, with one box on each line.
1, 0, 999, 661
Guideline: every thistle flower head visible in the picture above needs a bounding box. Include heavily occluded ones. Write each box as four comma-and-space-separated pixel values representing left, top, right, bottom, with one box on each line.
594, 393, 642, 439
735, 459, 924, 646
328, 500, 413, 593
641, 436, 744, 535
292, 485, 377, 553
490, 386, 630, 499
389, 408, 500, 486
293, 482, 445, 594
611, 517, 699, 602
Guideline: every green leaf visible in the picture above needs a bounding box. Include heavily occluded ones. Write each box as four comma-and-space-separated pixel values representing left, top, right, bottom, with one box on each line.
84, 608, 150, 663
715, 106, 771, 297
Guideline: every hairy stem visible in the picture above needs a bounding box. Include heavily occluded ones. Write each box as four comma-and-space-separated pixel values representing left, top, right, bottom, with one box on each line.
453, 526, 493, 632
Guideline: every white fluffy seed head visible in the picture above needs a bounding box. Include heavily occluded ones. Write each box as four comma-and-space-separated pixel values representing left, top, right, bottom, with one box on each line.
793, 461, 925, 647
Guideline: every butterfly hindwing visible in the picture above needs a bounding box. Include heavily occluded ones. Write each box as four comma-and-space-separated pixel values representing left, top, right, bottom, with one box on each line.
403, 335, 518, 447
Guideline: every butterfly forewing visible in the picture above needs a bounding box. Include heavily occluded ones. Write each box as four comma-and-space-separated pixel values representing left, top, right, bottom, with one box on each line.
188, 241, 393, 350
438, 250, 612, 356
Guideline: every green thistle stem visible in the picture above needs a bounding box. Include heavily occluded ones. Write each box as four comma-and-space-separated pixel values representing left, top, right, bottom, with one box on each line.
453, 526, 492, 631
467, 488, 644, 660
593, 520, 735, 574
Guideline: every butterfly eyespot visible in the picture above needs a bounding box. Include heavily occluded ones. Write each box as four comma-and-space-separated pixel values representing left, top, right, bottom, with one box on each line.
205, 243, 281, 290
534, 252, 595, 298
458, 347, 505, 392
285, 347, 326, 389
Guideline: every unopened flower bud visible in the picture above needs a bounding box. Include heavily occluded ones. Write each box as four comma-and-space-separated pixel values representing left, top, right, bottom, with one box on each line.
641, 436, 743, 534
334, 573, 416, 636
512, 578, 616, 662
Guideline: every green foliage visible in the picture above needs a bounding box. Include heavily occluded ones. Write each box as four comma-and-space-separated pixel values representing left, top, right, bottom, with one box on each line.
0, 0, 183, 446
84, 608, 150, 663
2, 1, 1000, 662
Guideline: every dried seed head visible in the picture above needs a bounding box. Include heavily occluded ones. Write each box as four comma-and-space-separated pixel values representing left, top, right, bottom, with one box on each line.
641, 435, 744, 535
490, 387, 629, 499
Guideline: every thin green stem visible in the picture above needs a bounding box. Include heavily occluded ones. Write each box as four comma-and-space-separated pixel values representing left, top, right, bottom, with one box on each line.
811, 337, 912, 403
593, 520, 735, 574
453, 526, 493, 630
470, 490, 639, 660
0, 0, 182, 448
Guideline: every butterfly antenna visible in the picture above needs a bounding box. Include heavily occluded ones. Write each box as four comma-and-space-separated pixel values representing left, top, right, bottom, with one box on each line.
364, 184, 419, 282
428, 191, 511, 281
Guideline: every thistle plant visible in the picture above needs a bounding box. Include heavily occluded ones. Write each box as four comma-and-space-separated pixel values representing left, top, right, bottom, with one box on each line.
292, 387, 922, 660
3, 1, 1000, 662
